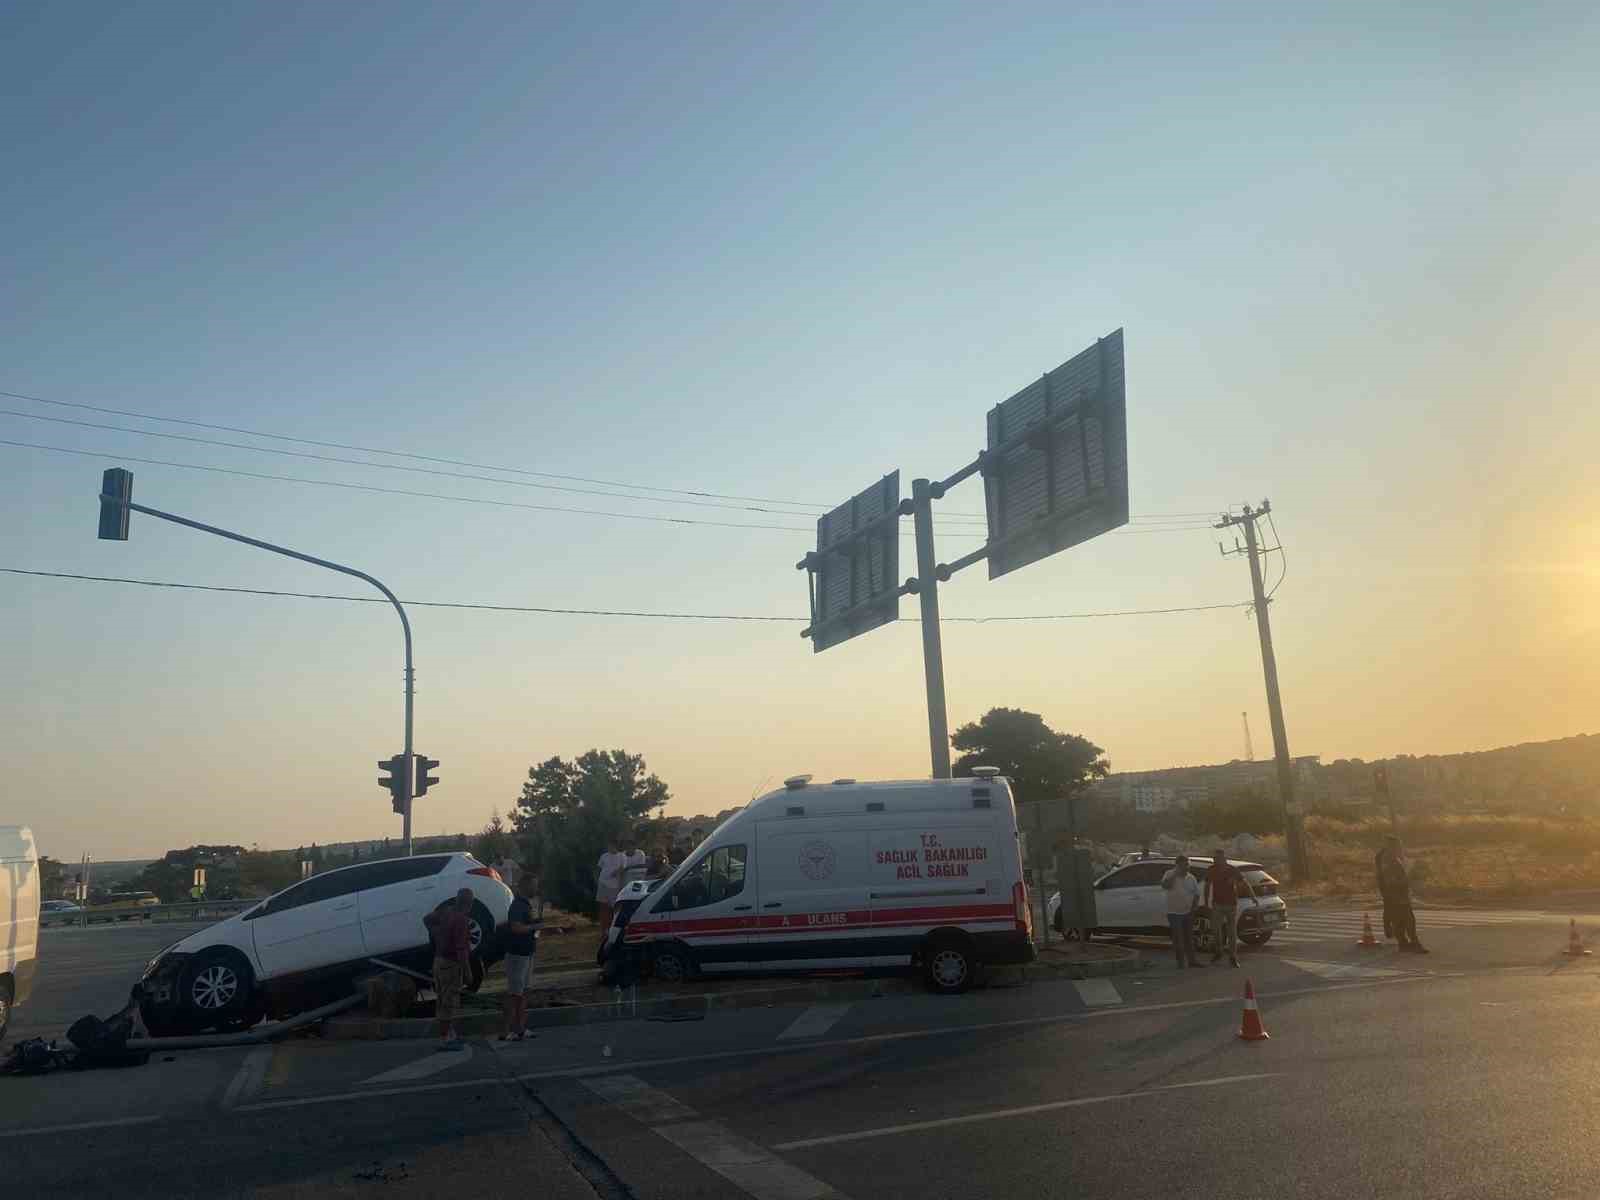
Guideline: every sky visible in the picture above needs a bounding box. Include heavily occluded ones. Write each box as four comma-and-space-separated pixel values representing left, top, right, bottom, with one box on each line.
4, 1, 1598, 861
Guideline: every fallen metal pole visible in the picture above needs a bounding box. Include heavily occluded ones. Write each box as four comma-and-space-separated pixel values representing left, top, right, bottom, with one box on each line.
124, 992, 363, 1051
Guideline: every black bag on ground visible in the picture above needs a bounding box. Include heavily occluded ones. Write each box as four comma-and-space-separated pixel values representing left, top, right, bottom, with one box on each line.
68, 1005, 149, 1068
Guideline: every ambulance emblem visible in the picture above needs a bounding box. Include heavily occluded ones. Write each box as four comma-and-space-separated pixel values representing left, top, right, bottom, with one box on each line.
798, 840, 837, 881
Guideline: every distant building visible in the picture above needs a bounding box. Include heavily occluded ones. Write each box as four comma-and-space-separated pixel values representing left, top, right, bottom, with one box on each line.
1106, 756, 1323, 810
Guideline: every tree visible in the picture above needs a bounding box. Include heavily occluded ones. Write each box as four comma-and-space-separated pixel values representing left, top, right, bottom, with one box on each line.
474, 811, 516, 866
512, 749, 671, 914
39, 856, 66, 900
951, 708, 1109, 809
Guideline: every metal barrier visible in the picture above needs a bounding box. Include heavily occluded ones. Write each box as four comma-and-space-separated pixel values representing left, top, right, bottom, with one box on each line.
40, 899, 254, 929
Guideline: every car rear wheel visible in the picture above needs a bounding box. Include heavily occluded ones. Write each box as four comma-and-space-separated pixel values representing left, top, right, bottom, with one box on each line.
0, 978, 12, 1042
923, 935, 976, 995
178, 949, 257, 1033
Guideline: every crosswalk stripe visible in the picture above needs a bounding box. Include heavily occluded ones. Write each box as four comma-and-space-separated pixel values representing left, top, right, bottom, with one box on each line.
778, 1003, 852, 1041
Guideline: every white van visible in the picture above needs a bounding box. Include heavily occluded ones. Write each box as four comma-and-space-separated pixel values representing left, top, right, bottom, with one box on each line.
1, 826, 41, 1042
623, 773, 1035, 993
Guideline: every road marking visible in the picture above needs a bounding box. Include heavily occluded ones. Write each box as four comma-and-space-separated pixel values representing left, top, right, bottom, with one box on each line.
583, 1075, 847, 1199
359, 1042, 475, 1085
1072, 979, 1122, 1006
657, 1121, 847, 1199
232, 974, 1455, 1115
584, 1072, 698, 1123
1281, 958, 1410, 981
777, 1003, 851, 1041
772, 1074, 1278, 1151
0, 1115, 162, 1140
221, 1045, 274, 1110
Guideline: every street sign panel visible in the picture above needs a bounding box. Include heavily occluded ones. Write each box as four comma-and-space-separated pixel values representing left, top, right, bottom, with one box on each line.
982, 329, 1128, 579
801, 472, 901, 653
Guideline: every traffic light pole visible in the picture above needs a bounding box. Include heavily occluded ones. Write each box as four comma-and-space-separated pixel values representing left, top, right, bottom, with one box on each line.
98, 487, 417, 855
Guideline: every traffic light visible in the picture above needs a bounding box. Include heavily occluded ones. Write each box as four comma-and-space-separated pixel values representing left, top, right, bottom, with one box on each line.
98, 467, 133, 540
414, 755, 440, 798
379, 755, 409, 814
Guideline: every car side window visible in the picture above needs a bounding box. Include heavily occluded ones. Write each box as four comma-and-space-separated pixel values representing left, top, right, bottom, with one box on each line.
353, 856, 449, 888
1108, 863, 1167, 888
264, 869, 364, 915
663, 845, 747, 911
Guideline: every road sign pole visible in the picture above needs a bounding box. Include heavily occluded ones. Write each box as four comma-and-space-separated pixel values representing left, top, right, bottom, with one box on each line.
911, 478, 951, 779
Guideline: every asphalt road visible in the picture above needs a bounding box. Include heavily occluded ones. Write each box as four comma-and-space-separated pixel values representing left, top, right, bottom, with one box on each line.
4, 908, 1596, 1198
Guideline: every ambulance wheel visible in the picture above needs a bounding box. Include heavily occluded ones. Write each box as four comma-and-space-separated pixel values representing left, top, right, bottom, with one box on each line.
650, 943, 695, 984
923, 935, 975, 995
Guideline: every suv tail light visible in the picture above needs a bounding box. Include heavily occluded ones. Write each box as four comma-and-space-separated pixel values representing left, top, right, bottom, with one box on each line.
1013, 881, 1033, 938
467, 867, 503, 883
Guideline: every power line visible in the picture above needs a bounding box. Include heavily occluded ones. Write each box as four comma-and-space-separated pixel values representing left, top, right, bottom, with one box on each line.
0, 387, 835, 511
3, 567, 1250, 623
0, 439, 1211, 540
0, 387, 1217, 525
1265, 509, 1287, 598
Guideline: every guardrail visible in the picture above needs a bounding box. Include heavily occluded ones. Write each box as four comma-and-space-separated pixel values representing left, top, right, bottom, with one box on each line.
40, 899, 255, 929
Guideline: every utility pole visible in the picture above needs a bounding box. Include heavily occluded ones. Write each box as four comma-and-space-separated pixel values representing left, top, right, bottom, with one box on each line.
910, 477, 952, 779
1217, 500, 1308, 881
1241, 712, 1255, 762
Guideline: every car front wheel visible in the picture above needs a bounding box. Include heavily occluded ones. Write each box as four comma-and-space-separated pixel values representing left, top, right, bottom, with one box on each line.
1241, 931, 1273, 947
178, 949, 257, 1033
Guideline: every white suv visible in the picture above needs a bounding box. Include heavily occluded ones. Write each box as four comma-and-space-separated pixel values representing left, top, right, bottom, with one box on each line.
138, 852, 511, 1036
1049, 856, 1289, 949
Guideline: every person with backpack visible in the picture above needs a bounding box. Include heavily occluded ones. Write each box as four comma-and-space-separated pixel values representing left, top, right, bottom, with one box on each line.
499, 874, 539, 1041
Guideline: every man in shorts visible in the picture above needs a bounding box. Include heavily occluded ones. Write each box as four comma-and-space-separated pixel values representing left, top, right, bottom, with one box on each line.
500, 874, 539, 1041
429, 887, 473, 1051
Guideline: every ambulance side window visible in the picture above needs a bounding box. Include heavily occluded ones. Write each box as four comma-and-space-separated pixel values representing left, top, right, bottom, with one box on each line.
666, 844, 747, 911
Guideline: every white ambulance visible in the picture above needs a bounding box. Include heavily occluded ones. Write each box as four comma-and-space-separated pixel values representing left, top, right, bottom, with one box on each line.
2, 826, 41, 1042
623, 772, 1035, 992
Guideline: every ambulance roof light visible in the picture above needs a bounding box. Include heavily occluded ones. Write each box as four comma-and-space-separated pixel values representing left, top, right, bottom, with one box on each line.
783, 775, 813, 790
970, 766, 1001, 779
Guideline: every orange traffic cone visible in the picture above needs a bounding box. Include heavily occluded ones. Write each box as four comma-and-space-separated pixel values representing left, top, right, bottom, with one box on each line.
1237, 978, 1270, 1042
1356, 912, 1379, 948
1564, 919, 1591, 957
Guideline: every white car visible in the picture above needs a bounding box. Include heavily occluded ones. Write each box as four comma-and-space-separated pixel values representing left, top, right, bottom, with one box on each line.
138, 852, 511, 1036
1049, 856, 1289, 949
41, 899, 84, 914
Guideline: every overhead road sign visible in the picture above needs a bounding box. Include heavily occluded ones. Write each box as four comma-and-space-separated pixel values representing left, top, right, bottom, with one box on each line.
798, 472, 902, 653
982, 329, 1128, 580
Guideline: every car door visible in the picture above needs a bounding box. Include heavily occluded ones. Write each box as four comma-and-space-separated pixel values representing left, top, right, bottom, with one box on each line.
354, 856, 450, 956
1093, 862, 1169, 930
247, 868, 367, 979
650, 842, 753, 971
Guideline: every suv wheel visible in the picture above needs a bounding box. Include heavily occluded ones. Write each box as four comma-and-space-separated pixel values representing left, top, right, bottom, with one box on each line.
179, 949, 256, 1032
0, 978, 12, 1043
1241, 931, 1272, 947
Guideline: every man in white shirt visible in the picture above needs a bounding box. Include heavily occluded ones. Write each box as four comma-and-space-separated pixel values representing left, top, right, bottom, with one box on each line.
595, 839, 628, 950
1162, 855, 1201, 969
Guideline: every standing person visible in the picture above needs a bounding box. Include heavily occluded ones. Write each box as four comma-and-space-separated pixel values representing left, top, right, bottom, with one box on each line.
499, 874, 539, 1041
1161, 855, 1201, 968
1376, 836, 1428, 954
1204, 848, 1257, 967
595, 838, 627, 949
623, 841, 648, 885
427, 887, 473, 1051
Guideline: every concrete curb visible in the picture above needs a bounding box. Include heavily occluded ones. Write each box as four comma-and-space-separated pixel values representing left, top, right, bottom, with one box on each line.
322, 947, 1145, 1040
